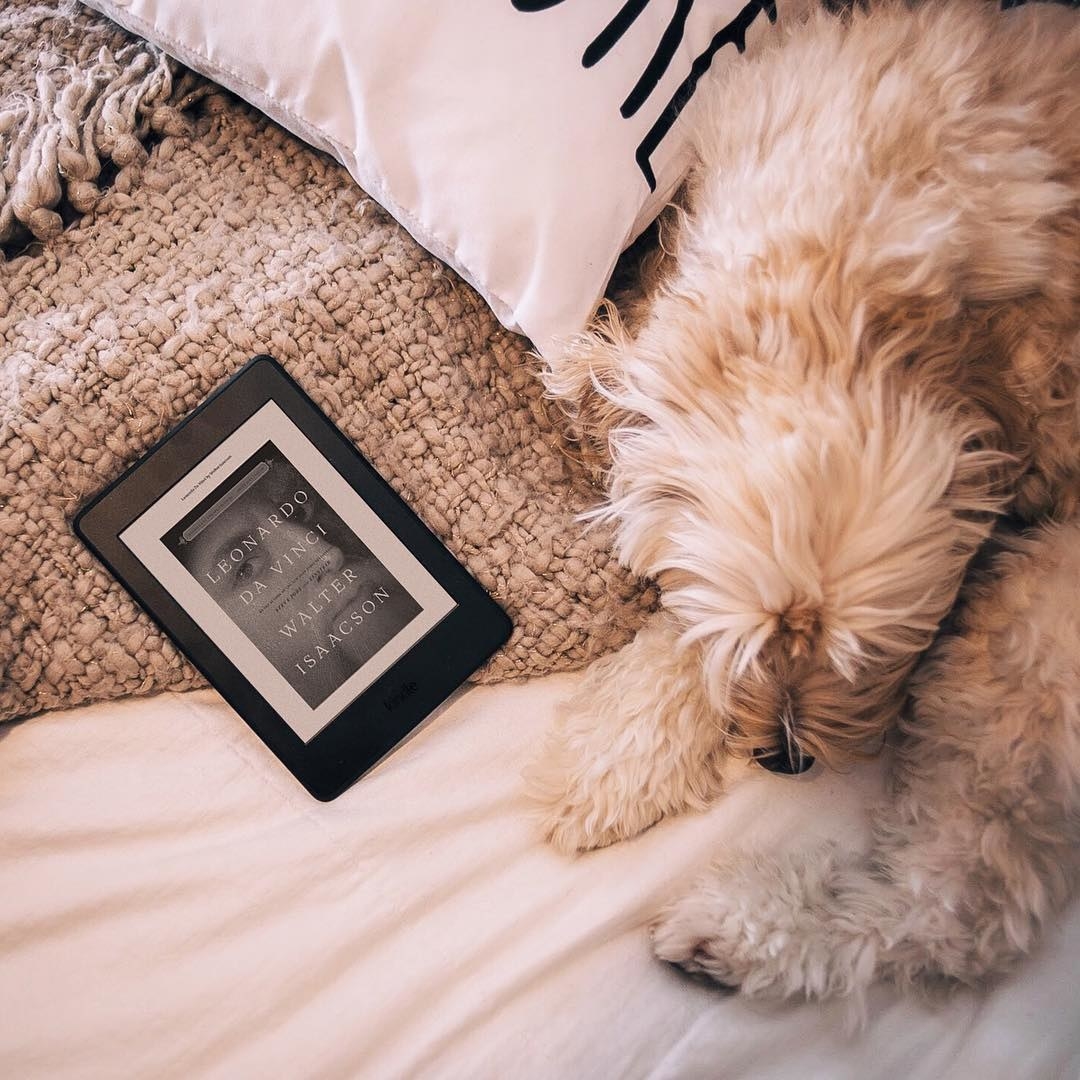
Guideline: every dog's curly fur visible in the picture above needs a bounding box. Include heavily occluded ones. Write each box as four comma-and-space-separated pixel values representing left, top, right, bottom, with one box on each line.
528, 0, 1080, 1000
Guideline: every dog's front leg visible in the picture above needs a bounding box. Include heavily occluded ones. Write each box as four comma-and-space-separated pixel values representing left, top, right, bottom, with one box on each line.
650, 843, 881, 1001
526, 614, 727, 854
651, 788, 1079, 1004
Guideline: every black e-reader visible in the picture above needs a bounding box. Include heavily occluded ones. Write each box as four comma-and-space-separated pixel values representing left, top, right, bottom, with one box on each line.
75, 355, 512, 800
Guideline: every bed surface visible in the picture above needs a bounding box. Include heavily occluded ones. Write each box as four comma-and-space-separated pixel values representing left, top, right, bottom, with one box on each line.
4, 675, 1079, 1079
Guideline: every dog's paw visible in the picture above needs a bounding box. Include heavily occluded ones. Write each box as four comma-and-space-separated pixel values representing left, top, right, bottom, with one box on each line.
650, 858, 782, 993
534, 782, 668, 855
651, 846, 876, 1000
524, 701, 673, 855
525, 617, 727, 854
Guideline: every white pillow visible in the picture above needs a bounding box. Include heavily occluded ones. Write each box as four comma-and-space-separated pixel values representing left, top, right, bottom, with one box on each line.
82, 0, 783, 355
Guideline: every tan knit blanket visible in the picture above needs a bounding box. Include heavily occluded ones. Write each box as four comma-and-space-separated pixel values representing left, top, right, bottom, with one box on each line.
0, 0, 655, 721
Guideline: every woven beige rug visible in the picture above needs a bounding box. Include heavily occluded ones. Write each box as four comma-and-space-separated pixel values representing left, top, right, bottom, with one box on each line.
0, 0, 655, 721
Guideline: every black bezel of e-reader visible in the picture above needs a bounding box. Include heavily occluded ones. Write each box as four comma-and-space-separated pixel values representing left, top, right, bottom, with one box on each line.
73, 355, 511, 801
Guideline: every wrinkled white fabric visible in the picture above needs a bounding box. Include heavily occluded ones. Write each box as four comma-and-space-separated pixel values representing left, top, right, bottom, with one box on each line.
3, 674, 1078, 1078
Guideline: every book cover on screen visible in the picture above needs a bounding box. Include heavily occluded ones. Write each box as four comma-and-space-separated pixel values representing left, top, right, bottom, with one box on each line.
161, 440, 422, 709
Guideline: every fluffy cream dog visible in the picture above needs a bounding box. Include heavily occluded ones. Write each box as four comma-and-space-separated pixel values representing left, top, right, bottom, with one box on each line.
528, 0, 1080, 995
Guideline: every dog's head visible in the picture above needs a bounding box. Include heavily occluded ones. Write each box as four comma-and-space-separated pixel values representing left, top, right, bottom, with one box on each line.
589, 343, 1009, 768
546, 0, 1076, 769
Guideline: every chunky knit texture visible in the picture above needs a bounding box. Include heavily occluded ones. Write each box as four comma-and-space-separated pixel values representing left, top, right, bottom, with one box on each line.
0, 0, 655, 721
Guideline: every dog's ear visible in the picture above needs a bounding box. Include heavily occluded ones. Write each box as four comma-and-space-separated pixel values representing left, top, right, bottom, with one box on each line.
542, 199, 690, 481
542, 301, 639, 480
982, 311, 1080, 522
854, 212, 1060, 521
854, 135, 1076, 366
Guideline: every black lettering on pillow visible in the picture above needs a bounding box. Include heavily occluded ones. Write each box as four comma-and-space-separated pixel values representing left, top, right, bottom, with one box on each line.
512, 0, 777, 191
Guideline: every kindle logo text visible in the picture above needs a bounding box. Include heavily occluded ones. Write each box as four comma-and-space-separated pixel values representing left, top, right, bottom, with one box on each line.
383, 681, 418, 712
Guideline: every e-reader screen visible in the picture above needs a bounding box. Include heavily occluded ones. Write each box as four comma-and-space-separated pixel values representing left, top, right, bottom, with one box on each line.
120, 400, 456, 742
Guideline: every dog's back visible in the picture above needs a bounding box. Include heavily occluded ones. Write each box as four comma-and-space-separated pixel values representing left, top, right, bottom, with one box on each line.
683, 0, 1080, 516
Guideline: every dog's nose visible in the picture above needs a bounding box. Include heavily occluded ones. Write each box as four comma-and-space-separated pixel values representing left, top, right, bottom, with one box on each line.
752, 694, 815, 774
752, 708, 815, 775
752, 744, 815, 774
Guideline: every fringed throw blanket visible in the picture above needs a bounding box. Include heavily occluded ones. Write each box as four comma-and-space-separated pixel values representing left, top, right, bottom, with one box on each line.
0, 0, 654, 721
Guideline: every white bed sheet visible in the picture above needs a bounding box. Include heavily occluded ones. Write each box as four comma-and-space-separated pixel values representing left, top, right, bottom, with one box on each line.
3, 674, 1079, 1079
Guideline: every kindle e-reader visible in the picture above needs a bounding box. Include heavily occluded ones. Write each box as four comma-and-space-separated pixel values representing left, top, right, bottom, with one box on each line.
75, 355, 512, 800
